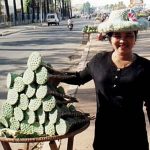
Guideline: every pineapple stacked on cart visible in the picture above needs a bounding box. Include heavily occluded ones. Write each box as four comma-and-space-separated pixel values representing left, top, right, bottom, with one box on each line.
0, 52, 91, 150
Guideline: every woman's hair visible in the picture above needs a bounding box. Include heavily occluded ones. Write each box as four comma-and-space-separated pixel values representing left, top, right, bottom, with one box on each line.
106, 31, 138, 42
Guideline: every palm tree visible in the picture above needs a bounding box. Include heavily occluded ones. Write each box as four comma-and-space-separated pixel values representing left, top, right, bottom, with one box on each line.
0, 0, 3, 15
54, 0, 56, 12
46, 0, 49, 13
68, 0, 72, 18
36, 1, 40, 21
31, 0, 35, 22
65, 0, 71, 18
13, 0, 17, 25
20, 0, 25, 22
43, 0, 46, 21
61, 0, 64, 19
4, 0, 10, 22
49, 0, 53, 13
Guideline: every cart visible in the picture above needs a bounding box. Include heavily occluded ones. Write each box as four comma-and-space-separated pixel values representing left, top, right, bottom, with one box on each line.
0, 122, 90, 150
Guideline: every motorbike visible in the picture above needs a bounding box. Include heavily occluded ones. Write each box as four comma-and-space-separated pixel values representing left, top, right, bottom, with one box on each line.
68, 23, 73, 31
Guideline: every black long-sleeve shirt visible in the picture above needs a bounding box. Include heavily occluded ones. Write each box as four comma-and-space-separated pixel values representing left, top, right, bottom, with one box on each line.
63, 51, 150, 150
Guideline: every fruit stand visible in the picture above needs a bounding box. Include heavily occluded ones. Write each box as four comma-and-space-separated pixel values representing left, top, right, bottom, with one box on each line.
0, 121, 90, 150
81, 25, 98, 44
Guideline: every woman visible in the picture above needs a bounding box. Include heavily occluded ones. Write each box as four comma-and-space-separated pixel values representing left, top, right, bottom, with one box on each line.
50, 9, 150, 150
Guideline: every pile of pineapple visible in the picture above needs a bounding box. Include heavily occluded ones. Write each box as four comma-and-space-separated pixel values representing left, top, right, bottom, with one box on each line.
0, 52, 90, 138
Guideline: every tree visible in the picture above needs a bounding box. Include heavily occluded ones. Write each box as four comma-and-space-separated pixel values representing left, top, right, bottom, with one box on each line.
64, 0, 72, 18
68, 0, 72, 18
24, 0, 31, 13
43, 0, 46, 21
61, 0, 65, 19
20, 0, 25, 22
31, 0, 36, 22
0, 0, 3, 15
4, 0, 10, 22
82, 2, 90, 15
36, 1, 40, 21
46, 0, 49, 13
24, 0, 38, 22
13, 0, 17, 25
54, 0, 56, 12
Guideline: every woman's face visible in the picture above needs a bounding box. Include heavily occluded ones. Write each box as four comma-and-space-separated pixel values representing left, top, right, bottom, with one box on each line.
110, 31, 136, 55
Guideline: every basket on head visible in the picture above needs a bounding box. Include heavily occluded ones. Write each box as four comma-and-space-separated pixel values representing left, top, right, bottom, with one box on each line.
98, 8, 149, 33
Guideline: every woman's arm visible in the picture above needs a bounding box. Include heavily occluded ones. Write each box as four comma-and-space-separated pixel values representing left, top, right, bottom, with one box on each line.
47, 63, 92, 86
62, 66, 92, 86
47, 52, 100, 86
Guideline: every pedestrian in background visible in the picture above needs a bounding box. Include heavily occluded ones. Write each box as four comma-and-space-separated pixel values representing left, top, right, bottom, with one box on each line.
67, 17, 73, 27
49, 9, 149, 150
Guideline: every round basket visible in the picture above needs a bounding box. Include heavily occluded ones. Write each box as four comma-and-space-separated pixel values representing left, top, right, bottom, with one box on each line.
0, 122, 90, 143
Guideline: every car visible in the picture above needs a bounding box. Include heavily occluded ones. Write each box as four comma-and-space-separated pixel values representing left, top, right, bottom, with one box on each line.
148, 16, 150, 21
46, 13, 59, 26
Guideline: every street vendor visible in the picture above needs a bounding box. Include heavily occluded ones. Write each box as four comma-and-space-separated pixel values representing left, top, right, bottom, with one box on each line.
49, 8, 150, 150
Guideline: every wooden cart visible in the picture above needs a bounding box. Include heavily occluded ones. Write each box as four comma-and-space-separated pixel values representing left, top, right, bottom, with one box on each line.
81, 32, 91, 44
0, 122, 90, 150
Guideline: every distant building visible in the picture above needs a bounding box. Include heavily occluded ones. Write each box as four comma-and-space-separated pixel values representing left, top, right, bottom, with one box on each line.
129, 0, 144, 7
72, 4, 82, 16
129, 0, 145, 12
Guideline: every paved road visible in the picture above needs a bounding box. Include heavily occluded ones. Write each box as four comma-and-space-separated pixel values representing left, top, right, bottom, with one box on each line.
0, 18, 96, 150
0, 18, 95, 101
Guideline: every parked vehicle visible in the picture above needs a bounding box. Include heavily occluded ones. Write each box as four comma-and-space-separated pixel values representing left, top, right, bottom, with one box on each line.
46, 13, 59, 26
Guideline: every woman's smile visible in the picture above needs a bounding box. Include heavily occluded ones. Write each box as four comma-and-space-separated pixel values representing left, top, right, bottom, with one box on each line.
119, 44, 127, 49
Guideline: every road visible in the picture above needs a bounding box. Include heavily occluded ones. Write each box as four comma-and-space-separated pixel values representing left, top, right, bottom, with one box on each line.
0, 18, 95, 101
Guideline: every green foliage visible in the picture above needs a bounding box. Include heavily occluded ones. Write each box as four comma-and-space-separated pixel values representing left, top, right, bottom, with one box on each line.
82, 2, 91, 14
82, 25, 98, 33
137, 13, 148, 17
24, 0, 32, 13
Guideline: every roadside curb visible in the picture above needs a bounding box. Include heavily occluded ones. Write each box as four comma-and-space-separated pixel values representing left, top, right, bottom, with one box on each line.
0, 29, 25, 36
0, 24, 43, 36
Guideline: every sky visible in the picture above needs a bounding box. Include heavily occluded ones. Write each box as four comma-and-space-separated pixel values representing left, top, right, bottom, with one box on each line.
71, 0, 150, 8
